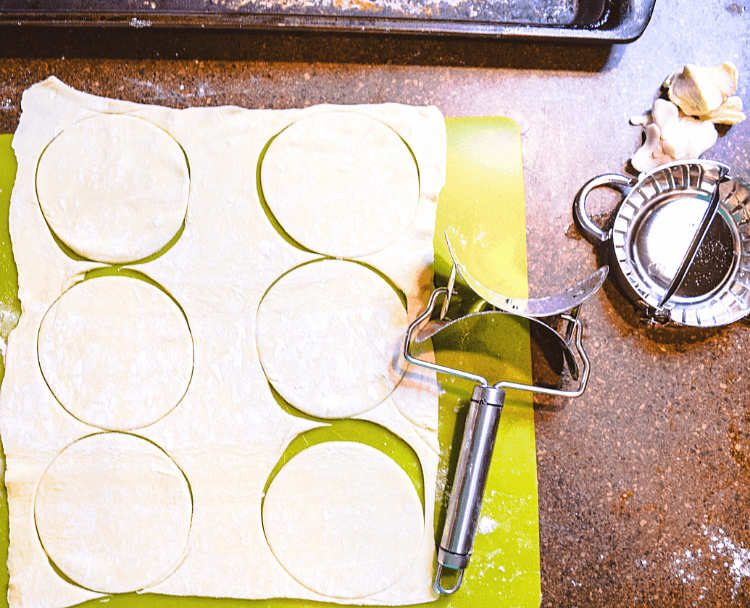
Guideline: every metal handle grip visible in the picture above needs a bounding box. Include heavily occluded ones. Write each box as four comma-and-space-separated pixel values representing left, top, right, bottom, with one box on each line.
435, 384, 506, 594
573, 173, 634, 243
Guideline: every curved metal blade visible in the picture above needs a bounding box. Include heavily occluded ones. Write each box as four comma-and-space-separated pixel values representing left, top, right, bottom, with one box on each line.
445, 232, 608, 317
414, 309, 581, 380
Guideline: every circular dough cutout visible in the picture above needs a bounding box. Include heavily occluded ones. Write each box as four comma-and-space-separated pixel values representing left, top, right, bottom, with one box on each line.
36, 114, 190, 263
256, 260, 407, 419
35, 433, 193, 594
38, 275, 193, 430
262, 441, 423, 599
260, 112, 419, 258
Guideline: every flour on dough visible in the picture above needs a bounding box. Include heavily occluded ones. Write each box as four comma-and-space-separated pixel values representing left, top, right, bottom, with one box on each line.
36, 114, 190, 263
262, 441, 424, 599
38, 275, 194, 431
34, 432, 192, 594
256, 259, 407, 419
260, 112, 420, 258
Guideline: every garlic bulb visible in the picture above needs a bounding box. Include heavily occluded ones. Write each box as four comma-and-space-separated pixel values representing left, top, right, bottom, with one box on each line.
629, 62, 745, 172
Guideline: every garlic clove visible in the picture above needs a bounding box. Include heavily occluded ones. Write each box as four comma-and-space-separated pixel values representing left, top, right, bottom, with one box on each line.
630, 112, 651, 126
660, 123, 688, 159
631, 123, 663, 172
652, 98, 680, 128
651, 99, 685, 158
682, 118, 718, 159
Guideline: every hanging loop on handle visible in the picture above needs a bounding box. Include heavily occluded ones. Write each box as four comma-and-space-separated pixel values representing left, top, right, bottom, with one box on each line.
573, 173, 634, 243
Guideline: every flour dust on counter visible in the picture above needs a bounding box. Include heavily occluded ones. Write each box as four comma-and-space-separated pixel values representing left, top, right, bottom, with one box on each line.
0, 76, 447, 608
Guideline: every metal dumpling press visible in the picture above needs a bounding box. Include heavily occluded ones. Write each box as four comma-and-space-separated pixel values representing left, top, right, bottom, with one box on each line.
575, 159, 750, 327
404, 233, 608, 594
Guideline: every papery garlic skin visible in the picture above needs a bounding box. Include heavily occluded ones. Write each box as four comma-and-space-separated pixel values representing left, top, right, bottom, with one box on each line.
703, 95, 746, 125
665, 62, 739, 117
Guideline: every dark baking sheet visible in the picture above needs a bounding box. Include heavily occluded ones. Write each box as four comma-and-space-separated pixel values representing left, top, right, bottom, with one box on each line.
0, 0, 656, 41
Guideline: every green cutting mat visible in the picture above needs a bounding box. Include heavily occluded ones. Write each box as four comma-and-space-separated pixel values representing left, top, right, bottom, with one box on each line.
0, 118, 540, 608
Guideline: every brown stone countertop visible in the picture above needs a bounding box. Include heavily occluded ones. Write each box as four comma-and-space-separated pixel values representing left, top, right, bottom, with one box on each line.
1, 1, 750, 605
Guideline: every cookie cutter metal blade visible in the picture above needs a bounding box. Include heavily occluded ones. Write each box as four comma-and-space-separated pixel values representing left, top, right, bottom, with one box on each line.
444, 231, 608, 317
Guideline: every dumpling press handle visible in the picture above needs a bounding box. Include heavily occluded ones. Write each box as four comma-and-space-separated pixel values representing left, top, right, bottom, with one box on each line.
573, 173, 633, 243
435, 384, 506, 594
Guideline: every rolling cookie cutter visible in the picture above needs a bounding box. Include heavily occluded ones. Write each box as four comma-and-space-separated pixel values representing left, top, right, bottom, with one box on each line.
404, 234, 608, 594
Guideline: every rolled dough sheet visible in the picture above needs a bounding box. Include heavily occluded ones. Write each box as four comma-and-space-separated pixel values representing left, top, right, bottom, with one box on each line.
0, 77, 446, 608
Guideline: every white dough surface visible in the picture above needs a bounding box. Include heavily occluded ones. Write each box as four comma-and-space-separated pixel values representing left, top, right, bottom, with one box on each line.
262, 441, 424, 599
1, 77, 446, 608
256, 259, 407, 418
261, 112, 420, 258
35, 113, 190, 263
37, 275, 194, 430
34, 432, 193, 594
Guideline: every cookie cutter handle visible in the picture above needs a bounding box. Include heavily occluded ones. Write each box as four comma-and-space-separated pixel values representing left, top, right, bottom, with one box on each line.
435, 385, 505, 595
574, 173, 634, 243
